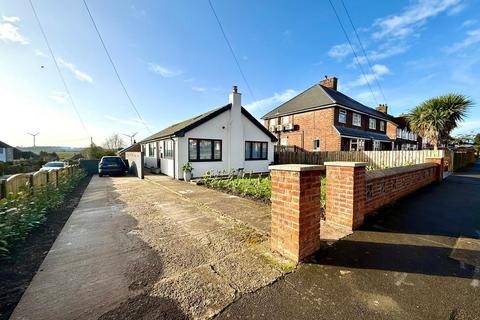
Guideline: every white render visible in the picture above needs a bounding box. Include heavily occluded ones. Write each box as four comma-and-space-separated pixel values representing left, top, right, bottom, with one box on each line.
0, 147, 13, 162
141, 87, 275, 179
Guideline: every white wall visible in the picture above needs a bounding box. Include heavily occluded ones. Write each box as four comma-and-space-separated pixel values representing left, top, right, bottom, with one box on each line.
0, 148, 6, 162
242, 114, 274, 174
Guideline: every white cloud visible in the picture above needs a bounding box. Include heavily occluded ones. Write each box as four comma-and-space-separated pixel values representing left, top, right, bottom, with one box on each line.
355, 90, 380, 103
57, 58, 93, 83
446, 28, 480, 53
448, 3, 467, 15
345, 64, 390, 88
353, 42, 410, 65
192, 87, 206, 92
2, 16, 20, 23
0, 16, 28, 45
35, 49, 48, 58
328, 43, 354, 60
49, 90, 70, 105
372, 0, 462, 40
461, 19, 478, 28
104, 115, 147, 128
148, 63, 182, 78
244, 89, 298, 111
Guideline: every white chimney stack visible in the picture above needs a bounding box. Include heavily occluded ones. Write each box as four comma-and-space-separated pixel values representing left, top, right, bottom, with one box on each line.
228, 85, 244, 171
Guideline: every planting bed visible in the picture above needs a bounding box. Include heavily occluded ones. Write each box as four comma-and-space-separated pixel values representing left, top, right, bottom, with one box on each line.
0, 175, 91, 320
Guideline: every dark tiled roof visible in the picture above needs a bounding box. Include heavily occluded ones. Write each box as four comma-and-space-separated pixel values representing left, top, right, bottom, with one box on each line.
140, 103, 277, 143
0, 141, 13, 149
140, 104, 232, 143
261, 84, 395, 122
334, 126, 392, 142
117, 143, 141, 155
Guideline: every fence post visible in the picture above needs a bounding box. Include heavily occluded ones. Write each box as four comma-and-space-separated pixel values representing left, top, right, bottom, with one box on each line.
0, 179, 5, 199
324, 162, 366, 232
269, 164, 323, 262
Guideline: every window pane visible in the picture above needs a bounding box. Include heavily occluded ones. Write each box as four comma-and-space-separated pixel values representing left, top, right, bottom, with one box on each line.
189, 140, 197, 160
339, 110, 346, 123
245, 142, 251, 159
252, 142, 262, 159
261, 143, 267, 159
214, 141, 221, 160
199, 140, 212, 160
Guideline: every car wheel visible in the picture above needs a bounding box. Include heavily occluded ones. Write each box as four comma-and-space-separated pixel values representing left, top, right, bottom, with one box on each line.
99, 173, 103, 177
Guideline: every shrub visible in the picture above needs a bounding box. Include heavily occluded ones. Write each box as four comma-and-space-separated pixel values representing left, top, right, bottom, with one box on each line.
0, 169, 86, 255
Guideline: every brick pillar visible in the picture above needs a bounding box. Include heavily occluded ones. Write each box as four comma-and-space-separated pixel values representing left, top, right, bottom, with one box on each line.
425, 157, 444, 182
269, 164, 323, 262
324, 162, 366, 232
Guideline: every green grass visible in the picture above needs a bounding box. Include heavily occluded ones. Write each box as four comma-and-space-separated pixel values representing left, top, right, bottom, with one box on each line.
200, 170, 326, 207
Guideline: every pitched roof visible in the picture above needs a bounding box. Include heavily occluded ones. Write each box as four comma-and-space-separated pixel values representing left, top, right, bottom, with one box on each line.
140, 103, 277, 143
261, 84, 395, 122
334, 126, 392, 142
0, 141, 13, 149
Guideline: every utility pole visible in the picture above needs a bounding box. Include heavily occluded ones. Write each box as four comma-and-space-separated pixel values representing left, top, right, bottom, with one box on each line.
123, 132, 138, 145
27, 132, 39, 147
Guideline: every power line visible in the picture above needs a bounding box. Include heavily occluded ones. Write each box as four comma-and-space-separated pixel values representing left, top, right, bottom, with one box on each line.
207, 0, 257, 101
82, 0, 151, 133
327, 0, 378, 105
340, 0, 388, 104
28, 0, 90, 136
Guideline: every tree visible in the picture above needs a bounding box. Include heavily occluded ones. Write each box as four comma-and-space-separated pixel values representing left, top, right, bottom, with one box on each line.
82, 144, 115, 160
474, 133, 480, 146
408, 94, 473, 150
102, 133, 125, 151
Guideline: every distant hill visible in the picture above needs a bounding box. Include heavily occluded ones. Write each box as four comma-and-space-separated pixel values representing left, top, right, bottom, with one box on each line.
16, 146, 83, 154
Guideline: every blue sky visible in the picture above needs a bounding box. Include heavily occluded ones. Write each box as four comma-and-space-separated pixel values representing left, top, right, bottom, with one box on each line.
1, 0, 479, 147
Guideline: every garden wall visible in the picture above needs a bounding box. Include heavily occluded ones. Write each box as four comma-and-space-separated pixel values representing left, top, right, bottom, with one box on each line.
125, 151, 144, 179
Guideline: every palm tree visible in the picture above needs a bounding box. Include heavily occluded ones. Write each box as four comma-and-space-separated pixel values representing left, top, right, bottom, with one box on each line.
408, 94, 473, 150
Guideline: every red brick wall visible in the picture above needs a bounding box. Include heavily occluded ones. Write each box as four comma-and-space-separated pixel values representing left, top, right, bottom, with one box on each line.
364, 164, 437, 214
271, 108, 340, 151
325, 163, 366, 231
270, 165, 322, 262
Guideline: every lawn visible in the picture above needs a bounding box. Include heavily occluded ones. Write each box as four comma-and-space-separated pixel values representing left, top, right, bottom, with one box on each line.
200, 171, 326, 208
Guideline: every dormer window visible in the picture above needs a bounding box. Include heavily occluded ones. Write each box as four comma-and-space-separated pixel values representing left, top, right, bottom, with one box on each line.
339, 109, 347, 123
369, 118, 376, 130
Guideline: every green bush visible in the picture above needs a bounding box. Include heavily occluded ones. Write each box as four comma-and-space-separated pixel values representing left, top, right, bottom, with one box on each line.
200, 170, 327, 207
0, 170, 86, 255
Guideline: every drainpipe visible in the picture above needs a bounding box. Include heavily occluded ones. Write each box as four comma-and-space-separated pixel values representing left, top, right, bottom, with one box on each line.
170, 137, 176, 179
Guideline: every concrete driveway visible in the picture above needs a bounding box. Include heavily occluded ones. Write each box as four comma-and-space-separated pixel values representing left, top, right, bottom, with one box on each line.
11, 175, 292, 320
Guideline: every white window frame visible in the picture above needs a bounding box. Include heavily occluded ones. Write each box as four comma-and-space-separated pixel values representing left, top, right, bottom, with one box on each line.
280, 137, 288, 146
397, 128, 402, 138
339, 109, 347, 124
269, 118, 277, 126
369, 118, 376, 130
352, 113, 361, 127
350, 138, 365, 151
379, 121, 385, 131
373, 140, 381, 151
281, 116, 289, 125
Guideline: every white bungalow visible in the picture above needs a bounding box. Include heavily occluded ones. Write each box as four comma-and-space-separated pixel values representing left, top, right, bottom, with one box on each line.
139, 86, 277, 179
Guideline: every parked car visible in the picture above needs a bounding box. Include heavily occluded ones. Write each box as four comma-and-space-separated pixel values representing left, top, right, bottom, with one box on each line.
40, 161, 65, 171
98, 156, 127, 177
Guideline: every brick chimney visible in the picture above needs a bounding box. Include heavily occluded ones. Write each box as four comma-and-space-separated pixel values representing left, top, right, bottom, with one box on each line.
319, 76, 338, 91
376, 104, 388, 114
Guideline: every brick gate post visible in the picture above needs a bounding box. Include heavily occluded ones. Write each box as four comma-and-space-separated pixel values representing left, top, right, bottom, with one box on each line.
324, 162, 366, 232
269, 164, 323, 262
425, 157, 444, 182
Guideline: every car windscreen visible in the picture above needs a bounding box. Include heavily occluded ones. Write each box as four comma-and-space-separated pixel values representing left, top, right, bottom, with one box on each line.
45, 162, 64, 167
102, 157, 123, 163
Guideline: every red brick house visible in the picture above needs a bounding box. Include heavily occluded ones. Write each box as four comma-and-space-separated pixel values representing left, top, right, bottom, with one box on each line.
262, 77, 421, 151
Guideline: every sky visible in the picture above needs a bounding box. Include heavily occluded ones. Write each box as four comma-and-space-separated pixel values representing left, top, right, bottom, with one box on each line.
1, 0, 479, 147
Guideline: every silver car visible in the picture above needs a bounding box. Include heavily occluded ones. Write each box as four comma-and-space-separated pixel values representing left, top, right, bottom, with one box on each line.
40, 161, 66, 171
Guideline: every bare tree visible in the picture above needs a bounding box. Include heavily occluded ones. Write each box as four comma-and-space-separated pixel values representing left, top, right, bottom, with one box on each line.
103, 133, 126, 151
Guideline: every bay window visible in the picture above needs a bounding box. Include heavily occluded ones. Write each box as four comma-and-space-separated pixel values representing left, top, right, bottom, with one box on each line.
188, 139, 222, 161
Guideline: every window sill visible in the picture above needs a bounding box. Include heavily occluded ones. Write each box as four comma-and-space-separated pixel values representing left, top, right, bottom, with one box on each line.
189, 159, 223, 162
245, 158, 268, 161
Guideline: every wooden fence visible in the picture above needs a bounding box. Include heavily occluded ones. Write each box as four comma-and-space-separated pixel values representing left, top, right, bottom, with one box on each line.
275, 149, 447, 170
0, 165, 80, 199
